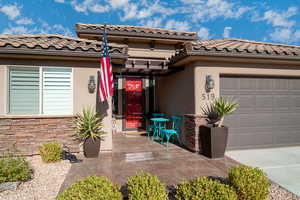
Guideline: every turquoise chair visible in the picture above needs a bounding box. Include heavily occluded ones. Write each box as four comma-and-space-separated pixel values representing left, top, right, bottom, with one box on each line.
163, 116, 183, 147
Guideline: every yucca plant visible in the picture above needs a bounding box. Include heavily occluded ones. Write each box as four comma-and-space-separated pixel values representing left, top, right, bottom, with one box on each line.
73, 107, 106, 141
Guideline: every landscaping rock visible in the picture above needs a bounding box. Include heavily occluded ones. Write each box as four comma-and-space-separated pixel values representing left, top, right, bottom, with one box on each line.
269, 183, 300, 200
0, 182, 20, 192
0, 156, 71, 200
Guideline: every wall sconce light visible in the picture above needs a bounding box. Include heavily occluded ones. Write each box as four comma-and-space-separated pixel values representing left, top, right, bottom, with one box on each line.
205, 75, 215, 92
88, 75, 96, 93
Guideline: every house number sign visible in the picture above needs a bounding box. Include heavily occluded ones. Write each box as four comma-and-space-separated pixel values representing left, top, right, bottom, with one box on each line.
201, 93, 215, 100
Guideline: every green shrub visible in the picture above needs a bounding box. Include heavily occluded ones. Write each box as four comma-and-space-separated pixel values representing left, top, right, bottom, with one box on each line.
39, 141, 62, 163
57, 176, 122, 200
127, 171, 168, 200
0, 155, 31, 184
229, 165, 270, 200
175, 177, 237, 200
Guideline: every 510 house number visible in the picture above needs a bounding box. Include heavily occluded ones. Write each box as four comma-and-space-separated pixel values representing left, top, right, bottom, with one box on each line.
201, 93, 215, 100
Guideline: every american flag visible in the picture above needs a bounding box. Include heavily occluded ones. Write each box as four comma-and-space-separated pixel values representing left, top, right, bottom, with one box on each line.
98, 26, 113, 103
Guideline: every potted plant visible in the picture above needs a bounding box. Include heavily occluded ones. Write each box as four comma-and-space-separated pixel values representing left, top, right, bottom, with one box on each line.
200, 97, 238, 159
73, 107, 106, 158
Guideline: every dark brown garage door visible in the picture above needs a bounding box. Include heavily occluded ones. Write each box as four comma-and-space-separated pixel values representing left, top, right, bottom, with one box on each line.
221, 76, 300, 149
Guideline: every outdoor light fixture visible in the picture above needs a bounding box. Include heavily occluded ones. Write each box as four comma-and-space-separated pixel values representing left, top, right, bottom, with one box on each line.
205, 75, 215, 92
88, 75, 96, 93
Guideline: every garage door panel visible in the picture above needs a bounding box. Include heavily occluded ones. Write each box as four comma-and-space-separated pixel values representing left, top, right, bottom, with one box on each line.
290, 96, 300, 108
228, 132, 275, 149
274, 95, 289, 110
276, 131, 300, 145
221, 77, 239, 90
289, 79, 300, 90
221, 76, 300, 149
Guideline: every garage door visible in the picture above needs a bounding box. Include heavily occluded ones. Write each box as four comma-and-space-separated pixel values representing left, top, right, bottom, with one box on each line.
221, 76, 300, 149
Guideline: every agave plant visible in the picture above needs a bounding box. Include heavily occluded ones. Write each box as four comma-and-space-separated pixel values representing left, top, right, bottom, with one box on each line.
214, 97, 239, 127
202, 97, 238, 127
73, 107, 106, 141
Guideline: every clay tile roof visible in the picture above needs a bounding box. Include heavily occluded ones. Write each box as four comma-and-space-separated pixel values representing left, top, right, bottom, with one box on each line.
169, 38, 300, 64
76, 23, 197, 41
0, 34, 128, 58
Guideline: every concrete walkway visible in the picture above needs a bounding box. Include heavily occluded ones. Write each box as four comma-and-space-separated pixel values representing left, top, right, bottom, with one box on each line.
60, 133, 238, 192
226, 147, 300, 197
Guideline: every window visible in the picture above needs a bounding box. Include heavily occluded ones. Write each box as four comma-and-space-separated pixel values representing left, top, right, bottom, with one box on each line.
9, 67, 73, 115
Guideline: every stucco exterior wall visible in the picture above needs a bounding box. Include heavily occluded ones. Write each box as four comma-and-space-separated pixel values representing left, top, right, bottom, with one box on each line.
73, 67, 112, 152
192, 61, 300, 115
127, 42, 176, 59
156, 64, 195, 116
0, 66, 7, 115
0, 61, 112, 153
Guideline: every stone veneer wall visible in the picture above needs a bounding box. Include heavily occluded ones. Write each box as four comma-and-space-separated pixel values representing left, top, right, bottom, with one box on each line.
0, 117, 79, 155
183, 114, 207, 153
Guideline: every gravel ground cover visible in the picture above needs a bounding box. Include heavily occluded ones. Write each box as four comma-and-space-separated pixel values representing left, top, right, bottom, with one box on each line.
0, 156, 71, 200
269, 183, 300, 200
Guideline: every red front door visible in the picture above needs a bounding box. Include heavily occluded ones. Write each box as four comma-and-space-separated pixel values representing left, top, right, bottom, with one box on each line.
125, 78, 144, 130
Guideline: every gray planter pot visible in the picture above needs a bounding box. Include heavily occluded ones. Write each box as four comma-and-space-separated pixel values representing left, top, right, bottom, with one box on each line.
200, 125, 228, 159
83, 137, 101, 158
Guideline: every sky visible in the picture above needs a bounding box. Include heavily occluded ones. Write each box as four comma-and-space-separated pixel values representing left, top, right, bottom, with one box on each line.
1, 0, 300, 45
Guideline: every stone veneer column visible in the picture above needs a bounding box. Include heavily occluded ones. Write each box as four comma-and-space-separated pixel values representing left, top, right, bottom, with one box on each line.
183, 114, 207, 153
0, 117, 79, 155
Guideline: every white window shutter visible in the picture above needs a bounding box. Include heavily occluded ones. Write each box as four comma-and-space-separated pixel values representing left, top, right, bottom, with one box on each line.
42, 68, 72, 115
9, 67, 40, 114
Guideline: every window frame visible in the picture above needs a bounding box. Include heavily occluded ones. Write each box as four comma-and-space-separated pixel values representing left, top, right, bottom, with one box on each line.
7, 66, 74, 116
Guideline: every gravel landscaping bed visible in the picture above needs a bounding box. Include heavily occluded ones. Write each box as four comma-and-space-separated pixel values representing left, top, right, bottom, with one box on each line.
270, 183, 300, 200
0, 156, 71, 200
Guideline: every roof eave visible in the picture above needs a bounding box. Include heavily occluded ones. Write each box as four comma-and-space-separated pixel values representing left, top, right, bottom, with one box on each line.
169, 51, 300, 66
76, 29, 197, 41
0, 48, 128, 62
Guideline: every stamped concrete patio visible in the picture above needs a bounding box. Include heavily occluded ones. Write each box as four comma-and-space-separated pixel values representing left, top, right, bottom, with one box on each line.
60, 133, 238, 192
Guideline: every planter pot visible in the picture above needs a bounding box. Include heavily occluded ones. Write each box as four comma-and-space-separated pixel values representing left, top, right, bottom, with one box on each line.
83, 137, 101, 158
200, 125, 228, 159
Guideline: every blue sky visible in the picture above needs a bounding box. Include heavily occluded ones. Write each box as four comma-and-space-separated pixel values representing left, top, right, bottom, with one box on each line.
1, 0, 300, 45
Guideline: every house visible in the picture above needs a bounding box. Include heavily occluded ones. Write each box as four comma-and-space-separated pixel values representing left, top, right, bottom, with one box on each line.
1, 23, 300, 155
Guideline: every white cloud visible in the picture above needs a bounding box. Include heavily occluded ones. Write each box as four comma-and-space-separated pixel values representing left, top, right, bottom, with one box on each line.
142, 17, 163, 28
165, 19, 190, 31
2, 22, 73, 36
54, 0, 65, 3
259, 7, 298, 28
198, 27, 211, 40
0, 4, 21, 20
121, 3, 138, 21
2, 26, 30, 34
180, 0, 201, 4
16, 17, 34, 25
108, 0, 129, 9
120, 1, 175, 21
223, 26, 232, 38
71, 0, 109, 14
185, 0, 252, 22
136, 2, 175, 19
269, 28, 300, 43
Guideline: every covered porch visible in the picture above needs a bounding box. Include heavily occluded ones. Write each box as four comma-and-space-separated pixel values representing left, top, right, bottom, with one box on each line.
111, 58, 184, 134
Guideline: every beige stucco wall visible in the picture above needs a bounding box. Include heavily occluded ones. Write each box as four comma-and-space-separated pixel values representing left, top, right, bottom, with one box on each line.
0, 63, 112, 152
127, 42, 176, 59
73, 67, 112, 152
193, 61, 300, 115
0, 66, 7, 115
156, 64, 195, 115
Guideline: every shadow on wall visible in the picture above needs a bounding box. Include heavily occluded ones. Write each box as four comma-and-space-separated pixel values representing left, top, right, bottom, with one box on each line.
96, 73, 109, 118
